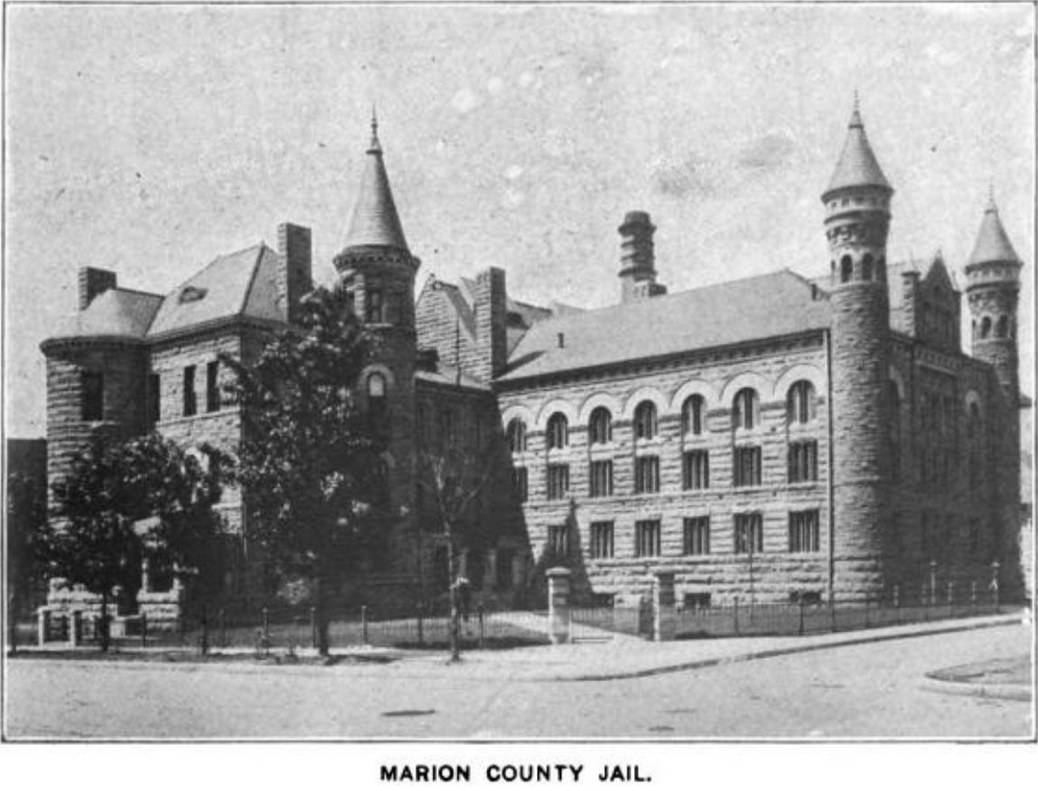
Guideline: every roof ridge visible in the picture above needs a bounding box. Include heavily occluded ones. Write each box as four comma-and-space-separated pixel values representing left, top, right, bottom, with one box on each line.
238, 243, 271, 318
108, 286, 165, 300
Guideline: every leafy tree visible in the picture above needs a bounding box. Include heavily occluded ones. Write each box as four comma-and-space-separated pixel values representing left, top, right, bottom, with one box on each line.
41, 434, 227, 651
7, 471, 48, 648
418, 444, 495, 662
223, 286, 384, 656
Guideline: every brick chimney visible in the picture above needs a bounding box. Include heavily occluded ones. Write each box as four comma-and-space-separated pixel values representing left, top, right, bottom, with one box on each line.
474, 267, 508, 381
277, 222, 313, 324
78, 267, 117, 310
618, 210, 666, 303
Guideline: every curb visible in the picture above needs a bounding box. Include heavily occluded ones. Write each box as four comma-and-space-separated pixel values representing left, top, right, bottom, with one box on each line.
919, 677, 1032, 702
555, 614, 1026, 682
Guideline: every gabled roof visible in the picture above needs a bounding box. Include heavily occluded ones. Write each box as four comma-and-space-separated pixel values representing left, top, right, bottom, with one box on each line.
45, 288, 163, 343
342, 123, 410, 252
147, 244, 281, 337
967, 200, 1021, 267
824, 104, 891, 196
499, 270, 831, 382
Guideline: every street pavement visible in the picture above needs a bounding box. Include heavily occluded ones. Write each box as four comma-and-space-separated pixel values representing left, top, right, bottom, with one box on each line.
4, 613, 1032, 739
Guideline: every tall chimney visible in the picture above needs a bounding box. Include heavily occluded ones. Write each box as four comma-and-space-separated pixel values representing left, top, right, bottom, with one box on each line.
78, 267, 117, 310
618, 211, 666, 303
277, 222, 313, 324
474, 267, 508, 381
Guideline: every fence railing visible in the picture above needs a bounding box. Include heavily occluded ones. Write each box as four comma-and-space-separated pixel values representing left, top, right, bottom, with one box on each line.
13, 584, 1009, 654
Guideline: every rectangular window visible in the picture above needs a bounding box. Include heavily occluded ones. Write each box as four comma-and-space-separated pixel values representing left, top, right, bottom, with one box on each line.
547, 524, 569, 556
206, 361, 220, 413
589, 460, 614, 498
788, 510, 820, 553
684, 592, 712, 610
635, 520, 661, 558
682, 450, 710, 490
733, 446, 762, 487
438, 409, 454, 449
366, 288, 384, 323
182, 366, 197, 417
683, 517, 711, 556
546, 464, 570, 500
495, 549, 515, 589
512, 467, 528, 503
634, 455, 660, 494
81, 372, 103, 421
590, 521, 614, 559
787, 440, 818, 483
734, 512, 764, 554
147, 373, 160, 425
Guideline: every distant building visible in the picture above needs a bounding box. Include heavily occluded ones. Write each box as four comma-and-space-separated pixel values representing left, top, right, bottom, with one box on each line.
40, 101, 1027, 609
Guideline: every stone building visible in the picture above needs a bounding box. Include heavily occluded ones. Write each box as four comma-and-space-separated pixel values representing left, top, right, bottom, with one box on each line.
40, 102, 1027, 610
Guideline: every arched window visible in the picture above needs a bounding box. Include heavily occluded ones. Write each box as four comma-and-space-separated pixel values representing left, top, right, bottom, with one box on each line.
634, 401, 658, 440
996, 315, 1009, 339
589, 407, 612, 445
862, 253, 874, 281
506, 418, 527, 453
840, 255, 853, 284
682, 394, 706, 436
786, 381, 816, 425
733, 388, 759, 430
546, 412, 569, 450
367, 373, 387, 428
980, 316, 992, 339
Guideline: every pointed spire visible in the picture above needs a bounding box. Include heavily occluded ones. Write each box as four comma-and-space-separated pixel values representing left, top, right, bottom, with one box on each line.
343, 114, 410, 252
824, 95, 891, 196
369, 103, 381, 153
967, 193, 1021, 267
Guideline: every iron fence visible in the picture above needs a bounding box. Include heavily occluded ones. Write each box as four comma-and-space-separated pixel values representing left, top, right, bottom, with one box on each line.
13, 583, 1008, 655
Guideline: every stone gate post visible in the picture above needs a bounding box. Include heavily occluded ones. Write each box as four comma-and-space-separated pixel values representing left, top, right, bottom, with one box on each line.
546, 567, 571, 645
653, 571, 676, 642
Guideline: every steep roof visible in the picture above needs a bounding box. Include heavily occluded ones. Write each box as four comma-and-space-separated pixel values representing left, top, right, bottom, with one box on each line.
967, 200, 1021, 267
147, 244, 280, 337
825, 104, 891, 195
342, 121, 409, 252
46, 288, 163, 343
499, 270, 830, 381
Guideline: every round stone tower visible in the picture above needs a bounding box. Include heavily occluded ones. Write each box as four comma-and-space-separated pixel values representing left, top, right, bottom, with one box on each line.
821, 98, 894, 599
39, 271, 151, 499
333, 113, 420, 583
964, 194, 1023, 596
966, 195, 1022, 400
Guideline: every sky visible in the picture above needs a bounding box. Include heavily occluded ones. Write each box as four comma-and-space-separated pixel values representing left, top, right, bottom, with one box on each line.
4, 2, 1034, 437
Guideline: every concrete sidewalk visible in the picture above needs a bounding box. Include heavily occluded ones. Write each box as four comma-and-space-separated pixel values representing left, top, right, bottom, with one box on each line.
383, 611, 1028, 682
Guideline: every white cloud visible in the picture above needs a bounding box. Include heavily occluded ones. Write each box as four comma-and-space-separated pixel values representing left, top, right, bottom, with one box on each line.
486, 76, 505, 96
503, 164, 523, 180
451, 88, 482, 114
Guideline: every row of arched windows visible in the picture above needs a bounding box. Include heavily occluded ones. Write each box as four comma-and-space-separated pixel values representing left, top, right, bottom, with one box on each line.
507, 381, 818, 453
833, 253, 886, 284
973, 314, 1013, 340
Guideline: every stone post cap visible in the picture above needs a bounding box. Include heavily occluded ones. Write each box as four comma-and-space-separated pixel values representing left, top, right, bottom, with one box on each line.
545, 567, 572, 577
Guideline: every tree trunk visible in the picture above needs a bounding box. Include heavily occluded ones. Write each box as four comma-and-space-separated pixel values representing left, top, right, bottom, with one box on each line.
446, 527, 460, 663
314, 571, 330, 657
99, 591, 110, 653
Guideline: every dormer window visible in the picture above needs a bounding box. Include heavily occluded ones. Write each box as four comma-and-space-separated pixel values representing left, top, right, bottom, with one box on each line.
178, 286, 208, 304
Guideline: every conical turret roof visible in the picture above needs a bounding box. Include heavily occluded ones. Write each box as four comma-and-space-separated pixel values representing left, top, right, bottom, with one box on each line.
824, 100, 891, 196
343, 115, 410, 252
967, 197, 1021, 267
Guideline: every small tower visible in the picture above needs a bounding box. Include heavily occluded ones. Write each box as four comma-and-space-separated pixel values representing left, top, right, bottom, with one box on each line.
822, 97, 894, 599
965, 194, 1022, 401
334, 112, 420, 580
618, 210, 666, 303
965, 193, 1024, 596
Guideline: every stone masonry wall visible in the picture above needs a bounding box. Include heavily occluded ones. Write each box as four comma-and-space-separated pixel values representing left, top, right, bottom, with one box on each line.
497, 335, 831, 605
